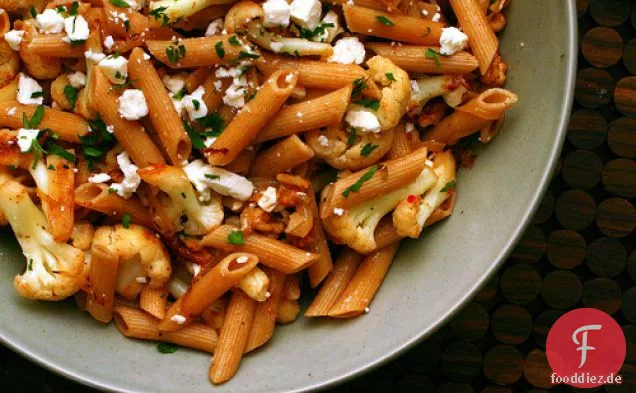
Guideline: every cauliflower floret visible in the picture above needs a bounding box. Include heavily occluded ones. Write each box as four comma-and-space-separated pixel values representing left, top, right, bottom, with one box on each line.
321, 166, 438, 253
137, 165, 224, 236
92, 224, 171, 291
0, 174, 88, 300
393, 151, 457, 238
409, 75, 468, 115
305, 123, 395, 170
365, 55, 411, 130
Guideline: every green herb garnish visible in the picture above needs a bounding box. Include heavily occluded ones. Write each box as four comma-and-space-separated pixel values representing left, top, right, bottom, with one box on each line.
352, 99, 380, 111
227, 230, 244, 245
342, 165, 378, 198
376, 16, 394, 26
148, 6, 169, 26
360, 143, 378, 157
157, 343, 178, 354
347, 127, 356, 146
385, 73, 396, 81
30, 91, 43, 99
122, 213, 132, 229
352, 78, 366, 97
110, 0, 130, 8
228, 36, 241, 46
204, 174, 220, 180
425, 48, 442, 69
64, 85, 78, 109
440, 180, 456, 192
215, 41, 225, 58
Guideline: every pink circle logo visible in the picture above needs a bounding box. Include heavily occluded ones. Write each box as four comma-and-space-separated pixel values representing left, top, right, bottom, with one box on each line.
546, 308, 625, 388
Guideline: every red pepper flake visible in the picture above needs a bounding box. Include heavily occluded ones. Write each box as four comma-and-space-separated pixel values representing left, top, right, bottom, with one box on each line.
407, 195, 417, 203
204, 147, 230, 155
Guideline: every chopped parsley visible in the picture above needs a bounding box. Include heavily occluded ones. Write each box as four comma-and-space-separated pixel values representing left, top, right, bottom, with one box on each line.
215, 41, 225, 59
342, 165, 378, 198
236, 51, 260, 60
122, 213, 132, 229
352, 78, 366, 97
204, 174, 220, 180
108, 187, 117, 194
23, 105, 45, 128
376, 16, 395, 26
30, 91, 43, 99
110, 0, 130, 8
172, 88, 187, 100
165, 41, 186, 64
68, 2, 79, 16
46, 143, 75, 162
440, 180, 456, 192
385, 73, 396, 81
227, 230, 244, 245
183, 118, 204, 149
109, 79, 139, 91
360, 143, 378, 157
123, 19, 130, 32
352, 99, 380, 111
347, 127, 357, 146
157, 343, 178, 354
64, 85, 78, 109
192, 99, 200, 110
148, 6, 169, 26
297, 22, 335, 39
30, 6, 36, 18
425, 48, 442, 70
79, 118, 116, 170
28, 259, 33, 271
228, 35, 241, 46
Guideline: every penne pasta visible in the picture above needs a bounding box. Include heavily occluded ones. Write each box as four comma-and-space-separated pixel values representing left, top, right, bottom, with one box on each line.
248, 135, 314, 177
0, 102, 90, 143
41, 154, 75, 243
244, 267, 285, 353
139, 285, 169, 320
145, 36, 247, 69
86, 245, 119, 323
306, 186, 333, 288
74, 183, 154, 228
450, 0, 499, 74
366, 43, 479, 75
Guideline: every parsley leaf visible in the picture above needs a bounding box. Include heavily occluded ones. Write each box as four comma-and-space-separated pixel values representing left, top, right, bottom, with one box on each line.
79, 118, 116, 169
204, 174, 220, 180
237, 51, 260, 60
342, 165, 378, 198
157, 343, 178, 354
352, 99, 380, 111
425, 48, 442, 69
183, 118, 205, 149
165, 42, 186, 64
109, 79, 139, 91
148, 6, 169, 26
376, 16, 395, 26
46, 143, 75, 162
30, 6, 36, 18
172, 88, 187, 100
23, 105, 45, 128
214, 41, 225, 58
297, 22, 335, 39
385, 72, 396, 81
64, 85, 78, 109
360, 143, 378, 157
440, 180, 456, 192
122, 213, 132, 229
228, 36, 241, 46
30, 91, 43, 99
352, 78, 366, 97
227, 230, 244, 245
110, 0, 130, 8
68, 2, 79, 16
346, 127, 356, 146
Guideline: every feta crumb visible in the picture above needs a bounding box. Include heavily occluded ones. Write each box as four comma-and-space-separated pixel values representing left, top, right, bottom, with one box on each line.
17, 129, 39, 152
205, 18, 224, 36
84, 49, 106, 63
63, 16, 90, 44
364, 307, 370, 313
265, 291, 271, 298
4, 30, 24, 51
36, 9, 65, 34
135, 276, 147, 284
103, 35, 115, 50
6, 107, 16, 116
290, 0, 322, 29
213, 80, 223, 92
117, 89, 148, 120
425, 159, 434, 168
317, 134, 329, 147
106, 124, 115, 134
328, 37, 365, 65
170, 314, 186, 324
439, 27, 468, 56
263, 0, 291, 27
67, 71, 86, 89
405, 123, 415, 133
181, 86, 208, 120
88, 173, 111, 183
99, 55, 128, 84
109, 152, 141, 199
236, 255, 249, 264
313, 10, 340, 43
16, 73, 43, 105
216, 66, 249, 109
185, 261, 202, 277
333, 208, 344, 216
143, 52, 151, 60
162, 73, 186, 94
257, 186, 277, 212
432, 13, 441, 22
344, 106, 381, 133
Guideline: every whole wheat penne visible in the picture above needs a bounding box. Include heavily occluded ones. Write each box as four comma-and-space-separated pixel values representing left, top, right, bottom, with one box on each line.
86, 245, 119, 323
74, 183, 154, 228
371, 215, 404, 253
27, 34, 85, 57
207, 70, 297, 166
386, 123, 413, 160
343, 5, 443, 45
113, 306, 218, 353
184, 67, 211, 92
450, 0, 499, 74
145, 36, 246, 69
306, 186, 333, 288
139, 285, 169, 320
0, 77, 18, 103
201, 73, 228, 113
366, 43, 479, 74
174, 5, 232, 31
88, 68, 166, 167
159, 253, 258, 332
210, 290, 256, 384
244, 267, 285, 352
320, 146, 428, 217
255, 53, 366, 90
201, 297, 228, 330
253, 84, 352, 144
103, 3, 150, 35
305, 249, 363, 317
0, 102, 89, 143
424, 88, 518, 145
248, 135, 314, 177
328, 243, 399, 318
201, 225, 319, 274
128, 48, 191, 164
42, 155, 74, 243
323, 0, 389, 10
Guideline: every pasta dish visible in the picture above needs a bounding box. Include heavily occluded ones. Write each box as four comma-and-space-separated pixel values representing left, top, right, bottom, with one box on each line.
0, 0, 517, 384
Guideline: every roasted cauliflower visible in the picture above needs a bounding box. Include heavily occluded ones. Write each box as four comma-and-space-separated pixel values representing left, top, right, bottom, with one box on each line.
365, 56, 411, 130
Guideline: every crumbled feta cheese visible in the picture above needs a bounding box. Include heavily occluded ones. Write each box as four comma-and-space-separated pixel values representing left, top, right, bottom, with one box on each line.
98, 55, 128, 84
16, 73, 43, 105
345, 106, 381, 133
170, 314, 186, 324
106, 124, 115, 134
263, 0, 291, 27
109, 152, 141, 198
88, 173, 111, 183
333, 208, 344, 216
432, 13, 441, 22
143, 52, 151, 60
364, 307, 370, 313
270, 42, 284, 53
185, 261, 202, 277
405, 122, 415, 133
36, 9, 65, 34
328, 37, 365, 65
17, 129, 39, 152
127, 0, 144, 11
439, 27, 468, 56
135, 276, 147, 284
183, 159, 254, 201
84, 49, 106, 63
181, 86, 208, 120
63, 16, 90, 44
290, 0, 322, 30
257, 186, 277, 212
216, 66, 249, 109
317, 134, 329, 147
4, 30, 24, 51
162, 73, 186, 94
425, 159, 434, 168
6, 107, 16, 116
313, 10, 340, 43
236, 255, 249, 264
67, 71, 86, 89
103, 35, 115, 50
205, 18, 224, 36
117, 89, 148, 120
213, 80, 223, 92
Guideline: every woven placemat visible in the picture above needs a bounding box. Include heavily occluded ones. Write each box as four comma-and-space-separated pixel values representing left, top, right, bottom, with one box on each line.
2, 1, 636, 392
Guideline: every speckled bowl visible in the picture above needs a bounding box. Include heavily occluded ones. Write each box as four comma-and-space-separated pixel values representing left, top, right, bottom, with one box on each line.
0, 1, 577, 392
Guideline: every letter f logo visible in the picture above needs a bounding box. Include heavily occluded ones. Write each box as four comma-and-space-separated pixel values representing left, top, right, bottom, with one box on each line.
572, 325, 602, 368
